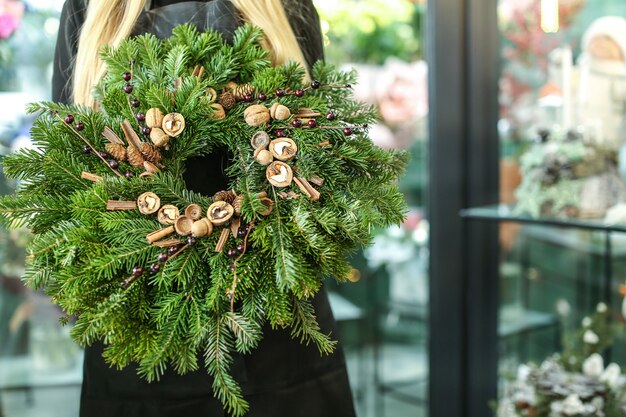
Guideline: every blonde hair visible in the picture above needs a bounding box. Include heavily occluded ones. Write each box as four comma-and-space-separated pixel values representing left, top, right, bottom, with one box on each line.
73, 0, 309, 107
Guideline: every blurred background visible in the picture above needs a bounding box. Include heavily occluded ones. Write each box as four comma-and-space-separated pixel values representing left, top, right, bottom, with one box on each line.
4, 1, 626, 417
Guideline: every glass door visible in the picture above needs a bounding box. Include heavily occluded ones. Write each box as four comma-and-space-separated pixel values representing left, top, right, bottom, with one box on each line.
496, 1, 626, 416
0, 2, 84, 417
314, 1, 429, 416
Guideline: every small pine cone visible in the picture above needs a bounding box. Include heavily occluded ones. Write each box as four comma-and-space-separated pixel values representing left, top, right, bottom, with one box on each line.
127, 145, 145, 167
105, 143, 127, 161
214, 190, 236, 204
232, 195, 243, 216
234, 84, 255, 101
219, 92, 236, 110
140, 142, 162, 163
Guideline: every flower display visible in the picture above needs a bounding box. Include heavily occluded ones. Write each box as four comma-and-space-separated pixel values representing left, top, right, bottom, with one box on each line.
499, 303, 626, 417
0, 0, 24, 40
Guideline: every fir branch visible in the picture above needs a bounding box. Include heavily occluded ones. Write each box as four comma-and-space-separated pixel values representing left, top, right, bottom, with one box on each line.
290, 297, 336, 355
205, 318, 250, 417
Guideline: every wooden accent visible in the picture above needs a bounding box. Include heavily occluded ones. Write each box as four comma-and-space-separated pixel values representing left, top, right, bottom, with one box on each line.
153, 238, 184, 248
82, 171, 103, 182
146, 226, 175, 244
309, 175, 325, 186
106, 200, 137, 211
120, 120, 143, 148
215, 227, 230, 253
294, 177, 321, 201
102, 127, 125, 145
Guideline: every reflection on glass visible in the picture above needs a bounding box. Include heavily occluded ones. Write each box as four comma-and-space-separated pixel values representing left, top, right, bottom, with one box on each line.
315, 1, 429, 416
498, 1, 626, 416
0, 2, 82, 417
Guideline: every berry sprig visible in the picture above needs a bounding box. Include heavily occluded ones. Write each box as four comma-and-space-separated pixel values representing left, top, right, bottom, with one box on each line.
54, 111, 124, 178
122, 243, 189, 288
122, 61, 151, 138
226, 221, 256, 312
253, 80, 352, 103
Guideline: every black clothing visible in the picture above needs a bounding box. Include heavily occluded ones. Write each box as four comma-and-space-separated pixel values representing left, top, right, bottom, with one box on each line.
51, 1, 355, 416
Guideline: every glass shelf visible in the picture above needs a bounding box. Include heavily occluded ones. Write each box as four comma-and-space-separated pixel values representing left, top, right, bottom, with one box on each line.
461, 204, 626, 233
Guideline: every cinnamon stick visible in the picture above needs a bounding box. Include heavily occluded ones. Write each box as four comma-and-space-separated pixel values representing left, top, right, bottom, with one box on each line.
120, 120, 142, 148
106, 200, 137, 211
146, 226, 175, 244
82, 171, 103, 182
215, 228, 230, 253
102, 127, 125, 145
294, 177, 321, 201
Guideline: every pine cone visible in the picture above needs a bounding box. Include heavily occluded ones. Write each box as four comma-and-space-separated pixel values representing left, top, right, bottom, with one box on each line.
213, 190, 236, 204
127, 145, 145, 167
140, 143, 162, 163
234, 84, 255, 101
219, 92, 236, 110
232, 195, 243, 216
105, 143, 127, 161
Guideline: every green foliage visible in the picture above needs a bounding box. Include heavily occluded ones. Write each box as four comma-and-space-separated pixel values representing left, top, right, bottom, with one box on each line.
560, 303, 622, 372
0, 24, 407, 414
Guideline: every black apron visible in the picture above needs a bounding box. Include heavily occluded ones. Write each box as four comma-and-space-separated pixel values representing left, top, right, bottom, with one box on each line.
51, 1, 355, 416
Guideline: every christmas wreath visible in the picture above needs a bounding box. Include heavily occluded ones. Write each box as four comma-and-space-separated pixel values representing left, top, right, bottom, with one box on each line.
0, 25, 407, 414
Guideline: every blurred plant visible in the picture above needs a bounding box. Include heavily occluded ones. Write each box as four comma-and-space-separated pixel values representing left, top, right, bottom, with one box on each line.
351, 59, 428, 150
0, 1, 61, 92
364, 209, 428, 269
0, 0, 23, 86
560, 302, 622, 372
498, 302, 626, 417
498, 0, 586, 132
315, 0, 424, 65
0, 0, 23, 40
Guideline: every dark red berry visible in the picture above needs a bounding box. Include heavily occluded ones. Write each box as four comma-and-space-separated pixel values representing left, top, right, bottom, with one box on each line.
124, 83, 133, 94
326, 111, 336, 121
82, 146, 91, 154
132, 266, 144, 277
142, 126, 151, 136
276, 88, 286, 97
98, 151, 109, 159
276, 129, 285, 138
136, 112, 145, 122
168, 246, 180, 256
258, 93, 267, 101
157, 252, 168, 263
108, 159, 119, 169
149, 263, 161, 273
307, 119, 317, 128
228, 248, 237, 258
345, 83, 352, 89
187, 236, 198, 246
75, 122, 85, 131
295, 89, 304, 97
311, 80, 321, 89
292, 118, 302, 128
124, 170, 133, 178
131, 98, 140, 108
343, 127, 353, 136
237, 228, 247, 238
64, 114, 74, 124
123, 72, 132, 81
236, 243, 245, 253
243, 94, 253, 102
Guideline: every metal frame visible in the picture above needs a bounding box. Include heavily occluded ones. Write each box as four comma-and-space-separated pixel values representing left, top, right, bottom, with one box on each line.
427, 0, 500, 416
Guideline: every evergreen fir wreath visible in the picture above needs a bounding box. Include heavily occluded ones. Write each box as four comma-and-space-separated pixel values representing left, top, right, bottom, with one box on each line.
0, 25, 407, 415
